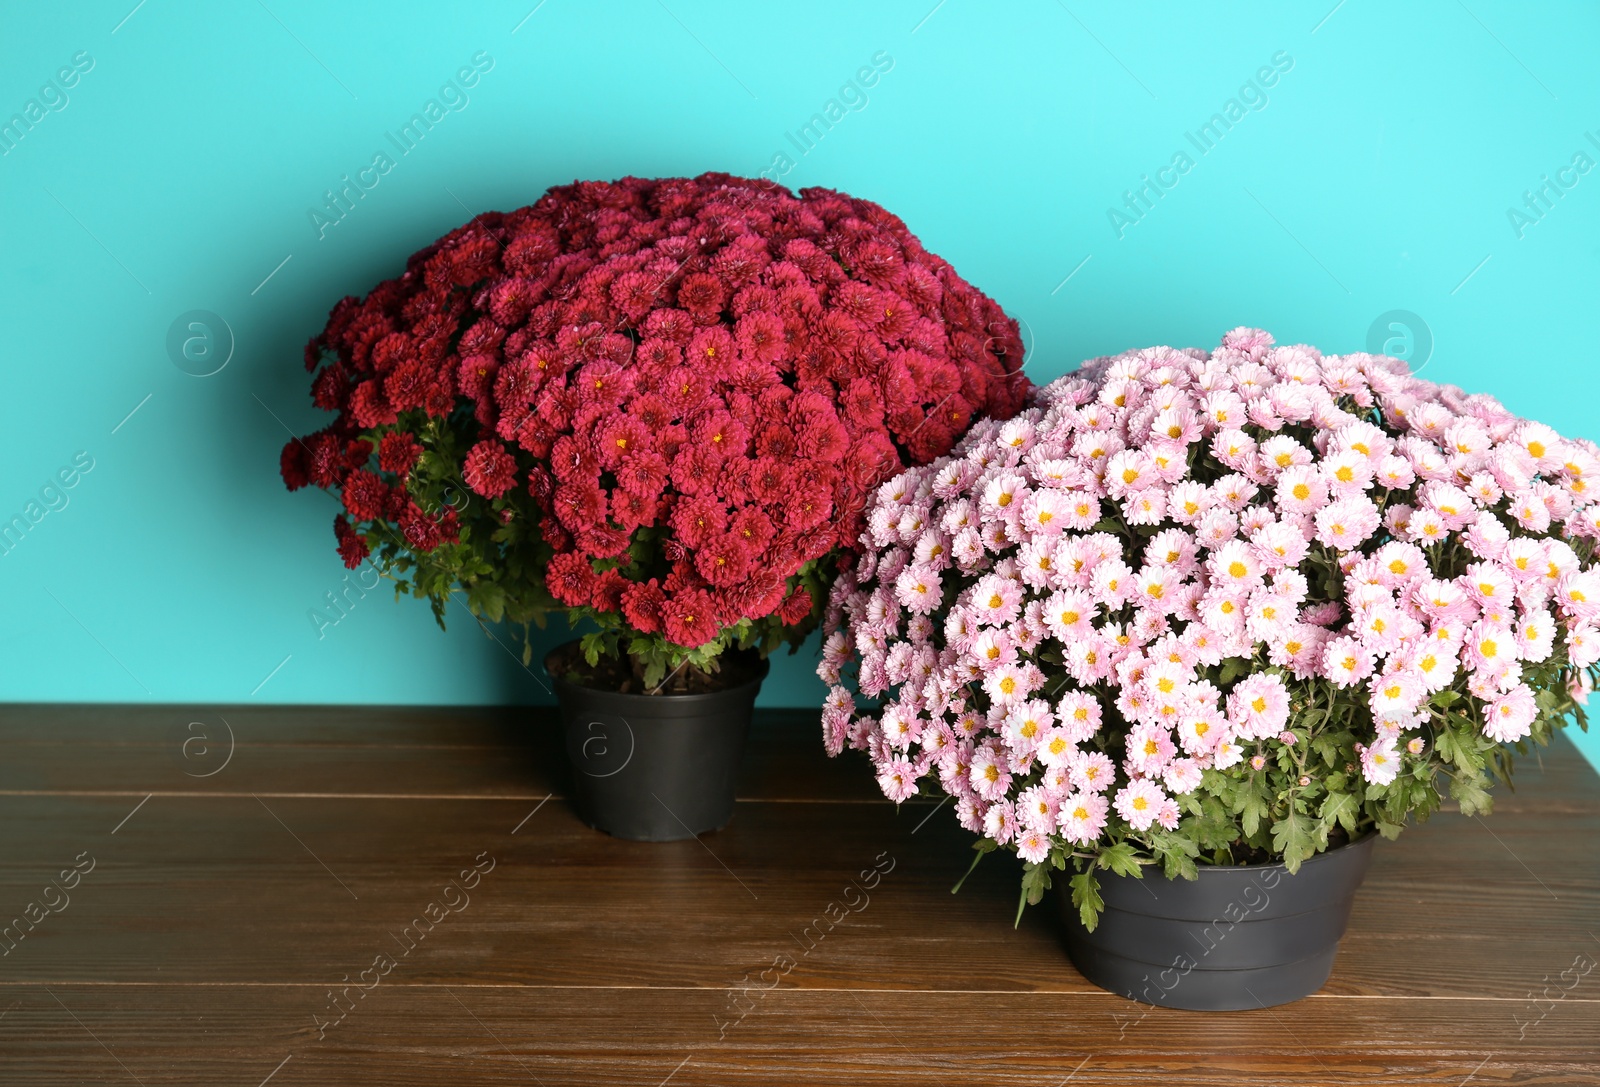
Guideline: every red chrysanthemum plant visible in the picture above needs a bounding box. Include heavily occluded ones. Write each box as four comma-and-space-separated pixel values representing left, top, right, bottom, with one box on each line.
282, 173, 1029, 690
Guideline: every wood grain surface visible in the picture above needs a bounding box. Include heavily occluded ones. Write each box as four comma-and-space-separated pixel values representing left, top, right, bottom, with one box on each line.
0, 704, 1595, 1085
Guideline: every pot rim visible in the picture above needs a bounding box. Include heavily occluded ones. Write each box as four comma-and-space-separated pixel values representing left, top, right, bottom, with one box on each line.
543, 639, 770, 702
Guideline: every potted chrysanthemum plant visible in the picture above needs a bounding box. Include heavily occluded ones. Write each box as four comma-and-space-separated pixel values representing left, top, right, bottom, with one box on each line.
819, 327, 1596, 1007
282, 173, 1028, 841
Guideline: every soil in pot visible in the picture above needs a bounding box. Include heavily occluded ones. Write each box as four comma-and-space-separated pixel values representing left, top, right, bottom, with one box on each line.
544, 642, 768, 842
1058, 834, 1376, 1011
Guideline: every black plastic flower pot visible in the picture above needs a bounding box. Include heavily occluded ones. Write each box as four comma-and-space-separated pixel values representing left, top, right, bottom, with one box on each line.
545, 643, 768, 842
1058, 834, 1376, 1011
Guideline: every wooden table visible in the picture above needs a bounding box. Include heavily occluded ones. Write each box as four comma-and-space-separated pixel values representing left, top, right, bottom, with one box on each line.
1, 705, 1596, 1085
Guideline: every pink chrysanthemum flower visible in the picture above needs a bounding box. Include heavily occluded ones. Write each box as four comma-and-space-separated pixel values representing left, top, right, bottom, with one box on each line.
968, 743, 1012, 801
1227, 673, 1290, 739
1113, 778, 1169, 832
1017, 785, 1060, 834
983, 799, 1017, 845
876, 758, 920, 803
1057, 791, 1109, 844
1315, 496, 1381, 551
1015, 829, 1052, 864
893, 563, 944, 615
1358, 739, 1402, 786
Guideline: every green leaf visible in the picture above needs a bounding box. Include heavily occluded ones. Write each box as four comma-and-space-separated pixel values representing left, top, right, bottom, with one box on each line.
1234, 778, 1270, 838
951, 839, 995, 895
579, 631, 607, 668
1069, 869, 1105, 932
1097, 842, 1143, 878
467, 580, 507, 624
1015, 861, 1052, 928
1318, 791, 1360, 836
1448, 768, 1494, 816
1271, 812, 1316, 873
1148, 830, 1199, 881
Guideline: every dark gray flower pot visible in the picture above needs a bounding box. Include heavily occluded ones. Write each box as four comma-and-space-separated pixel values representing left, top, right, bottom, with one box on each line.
1058, 834, 1376, 1010
546, 644, 767, 842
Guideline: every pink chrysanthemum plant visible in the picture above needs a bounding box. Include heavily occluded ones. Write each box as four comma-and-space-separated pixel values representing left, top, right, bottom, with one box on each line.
819, 327, 1598, 928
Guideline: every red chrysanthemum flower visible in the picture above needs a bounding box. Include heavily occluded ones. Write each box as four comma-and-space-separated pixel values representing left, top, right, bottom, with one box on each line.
545, 552, 597, 607
280, 440, 311, 490
462, 439, 517, 499
552, 481, 607, 534
334, 515, 369, 569
620, 578, 667, 634
615, 451, 669, 499
670, 495, 727, 550
341, 469, 389, 521
675, 273, 726, 321
779, 585, 814, 626
348, 380, 396, 428
729, 506, 775, 552
610, 487, 660, 532
595, 415, 651, 471
457, 354, 499, 403
662, 588, 718, 648
398, 502, 443, 552
591, 568, 630, 613
378, 432, 422, 477
694, 540, 753, 587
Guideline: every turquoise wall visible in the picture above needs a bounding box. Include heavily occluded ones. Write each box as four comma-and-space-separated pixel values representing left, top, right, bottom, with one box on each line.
2, 0, 1598, 768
